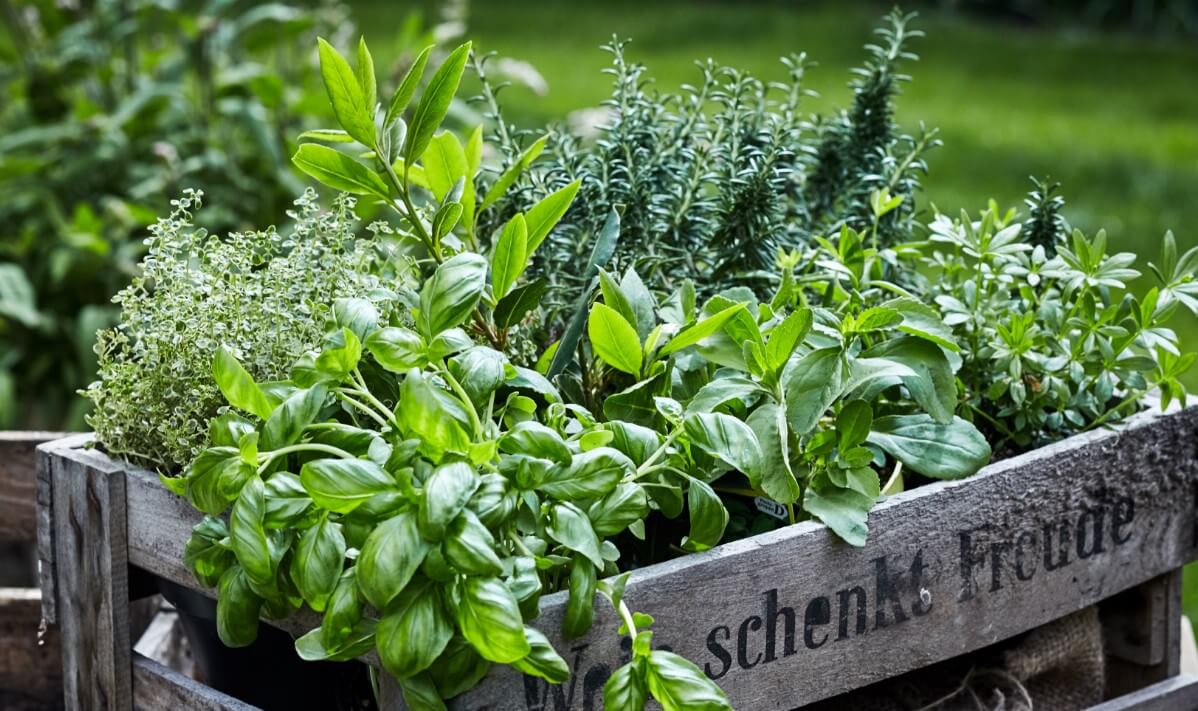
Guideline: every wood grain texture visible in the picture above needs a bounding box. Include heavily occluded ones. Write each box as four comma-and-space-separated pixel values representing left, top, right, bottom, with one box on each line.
0, 432, 67, 543
0, 586, 62, 708
51, 447, 133, 710
1090, 673, 1198, 711
1104, 571, 1184, 698
132, 653, 260, 711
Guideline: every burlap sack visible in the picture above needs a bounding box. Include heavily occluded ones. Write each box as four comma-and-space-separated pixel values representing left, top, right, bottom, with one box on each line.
805, 607, 1105, 710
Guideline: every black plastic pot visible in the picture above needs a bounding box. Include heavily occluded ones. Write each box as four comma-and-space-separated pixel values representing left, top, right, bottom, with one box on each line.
157, 579, 376, 711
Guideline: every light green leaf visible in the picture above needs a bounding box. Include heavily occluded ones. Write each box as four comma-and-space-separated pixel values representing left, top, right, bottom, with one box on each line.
512, 627, 569, 683
605, 660, 649, 711
492, 214, 529, 300
292, 144, 389, 198
213, 345, 273, 420
683, 412, 762, 476
378, 580, 453, 680
297, 129, 354, 143
538, 447, 630, 501
480, 136, 547, 212
292, 517, 345, 611
404, 42, 471, 164
563, 555, 597, 639
457, 576, 530, 663
804, 486, 874, 547
419, 253, 488, 338
418, 461, 479, 541
681, 479, 727, 552
366, 327, 427, 372
299, 458, 396, 514
317, 38, 375, 147
357, 510, 428, 610
384, 45, 432, 127
524, 180, 581, 253
646, 650, 733, 711
547, 502, 604, 567
356, 37, 377, 118
746, 402, 800, 504
261, 386, 326, 451
883, 297, 960, 352
589, 302, 642, 375
659, 304, 745, 356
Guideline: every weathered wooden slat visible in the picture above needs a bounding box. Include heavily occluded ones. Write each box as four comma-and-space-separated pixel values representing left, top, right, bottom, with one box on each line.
0, 586, 62, 708
51, 447, 134, 710
1104, 571, 1183, 697
1089, 673, 1198, 711
132, 653, 260, 711
0, 432, 67, 543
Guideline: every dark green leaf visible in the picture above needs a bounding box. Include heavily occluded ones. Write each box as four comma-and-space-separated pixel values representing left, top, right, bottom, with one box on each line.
499, 421, 571, 465
547, 208, 621, 378
457, 577, 530, 663
427, 637, 491, 699
512, 627, 569, 683
494, 278, 548, 329
538, 447, 630, 500
837, 400, 873, 449
782, 347, 845, 434
300, 458, 396, 514
229, 477, 276, 589
216, 566, 262, 648
357, 509, 429, 610
292, 517, 345, 611
263, 472, 313, 529
868, 415, 991, 480
681, 479, 727, 552
804, 486, 874, 547
419, 461, 479, 541
398, 672, 448, 711
646, 650, 733, 711
444, 510, 503, 575
378, 580, 453, 679
563, 555, 597, 639
864, 336, 957, 424
547, 502, 604, 567
184, 516, 233, 588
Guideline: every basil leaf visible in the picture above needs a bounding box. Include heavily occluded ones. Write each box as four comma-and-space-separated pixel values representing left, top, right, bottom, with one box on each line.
782, 346, 845, 434
419, 253, 488, 338
296, 618, 376, 662
384, 45, 432, 127
605, 659, 649, 711
357, 509, 429, 610
292, 143, 388, 198
547, 502, 604, 568
398, 369, 473, 456
365, 327, 427, 372
230, 477, 276, 589
419, 461, 480, 541
494, 278, 548, 330
562, 555, 597, 639
444, 510, 503, 575
300, 458, 396, 514
587, 482, 649, 537
261, 386, 326, 450
538, 447, 630, 500
646, 650, 733, 711
457, 577, 530, 663
683, 412, 762, 477
511, 627, 569, 683
449, 347, 507, 405
333, 297, 380, 342
589, 302, 642, 375
681, 479, 727, 553
213, 345, 273, 420
216, 566, 262, 648
508, 556, 543, 619
316, 37, 375, 147
321, 568, 363, 650
184, 447, 249, 516
868, 414, 991, 480
404, 41, 471, 164
427, 637, 491, 699
492, 213, 528, 300
378, 580, 453, 679
183, 516, 233, 588
398, 672, 448, 711
499, 421, 571, 465
292, 517, 345, 611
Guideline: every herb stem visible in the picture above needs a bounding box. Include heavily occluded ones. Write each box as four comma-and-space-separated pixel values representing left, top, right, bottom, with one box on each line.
257, 442, 355, 473
438, 361, 484, 438
634, 430, 682, 478
335, 391, 391, 428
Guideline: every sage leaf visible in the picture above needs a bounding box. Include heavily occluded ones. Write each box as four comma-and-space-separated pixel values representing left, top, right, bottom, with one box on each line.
782, 346, 845, 434
357, 510, 429, 610
457, 576, 530, 663
868, 414, 991, 480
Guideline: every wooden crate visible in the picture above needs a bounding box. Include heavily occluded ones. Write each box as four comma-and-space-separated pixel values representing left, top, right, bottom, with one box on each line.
34, 404, 1198, 711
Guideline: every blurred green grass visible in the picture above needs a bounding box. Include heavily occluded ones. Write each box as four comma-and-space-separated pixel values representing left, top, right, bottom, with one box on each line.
351, 0, 1198, 637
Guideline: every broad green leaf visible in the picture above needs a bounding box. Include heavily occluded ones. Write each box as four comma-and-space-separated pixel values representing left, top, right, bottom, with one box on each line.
216, 566, 262, 648
321, 568, 363, 651
659, 304, 745, 356
883, 297, 960, 352
449, 347, 508, 405
427, 637, 491, 700
424, 132, 473, 227
317, 38, 375, 147
524, 180, 581, 253
547, 502, 604, 567
378, 580, 453, 679
398, 370, 473, 456
746, 403, 800, 504
457, 577, 530, 663
599, 269, 638, 336
262, 472, 313, 529
384, 45, 432, 127
356, 37, 377, 118
314, 327, 362, 381
480, 136, 548, 212
184, 447, 251, 516
837, 400, 873, 449
681, 479, 727, 552
300, 458, 396, 514
292, 517, 345, 611
686, 375, 764, 415
183, 516, 233, 588
404, 42, 471, 164
499, 421, 571, 464
864, 336, 956, 424
492, 214, 528, 300
398, 672, 448, 711
804, 486, 874, 547
444, 510, 503, 575
563, 555, 597, 639
589, 302, 642, 375
620, 268, 657, 341
295, 619, 376, 662
781, 347, 845, 434
366, 327, 427, 372
512, 627, 570, 683
229, 477, 276, 588
357, 510, 428, 610
494, 278, 547, 329
261, 386, 326, 450
605, 660, 649, 711
213, 345, 273, 420
333, 298, 380, 341
292, 144, 388, 198
868, 415, 991, 480
765, 308, 813, 373
419, 253, 488, 338
587, 483, 649, 536
418, 461, 479, 541
538, 447, 630, 500
683, 412, 762, 477
646, 650, 733, 711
